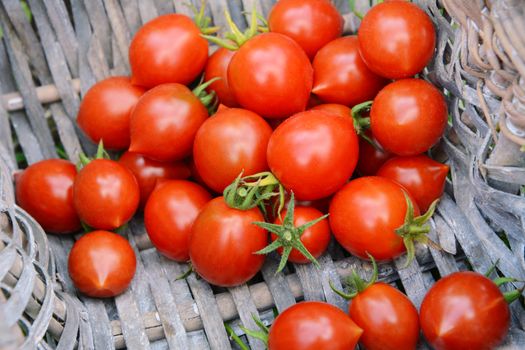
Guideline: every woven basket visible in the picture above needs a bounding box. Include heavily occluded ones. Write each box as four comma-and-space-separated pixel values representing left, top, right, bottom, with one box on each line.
1, 0, 525, 349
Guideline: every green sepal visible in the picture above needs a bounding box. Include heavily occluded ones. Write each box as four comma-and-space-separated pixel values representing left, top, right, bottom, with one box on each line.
329, 253, 378, 299
76, 140, 110, 171
192, 77, 220, 114
186, 0, 220, 35
224, 323, 249, 350
223, 171, 284, 211
239, 315, 269, 347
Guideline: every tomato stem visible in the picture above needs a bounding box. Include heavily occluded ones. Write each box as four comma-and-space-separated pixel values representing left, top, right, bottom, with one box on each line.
239, 314, 269, 346
330, 253, 378, 299
503, 287, 524, 304
224, 323, 249, 350
187, 0, 220, 35
223, 171, 285, 211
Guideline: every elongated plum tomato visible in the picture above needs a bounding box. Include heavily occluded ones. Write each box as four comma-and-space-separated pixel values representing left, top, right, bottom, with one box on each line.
350, 283, 419, 350
267, 110, 359, 200
118, 152, 191, 209
358, 1, 435, 79
420, 271, 510, 350
371, 79, 447, 156
356, 130, 393, 176
329, 176, 420, 260
15, 159, 80, 233
377, 155, 449, 211
129, 83, 208, 162
312, 36, 388, 106
73, 159, 139, 230
311, 103, 352, 119
193, 108, 272, 193
268, 0, 343, 60
228, 33, 313, 119
189, 197, 267, 287
272, 206, 330, 263
268, 301, 362, 350
77, 77, 145, 150
68, 230, 136, 297
145, 180, 211, 262
129, 14, 208, 88
204, 48, 238, 107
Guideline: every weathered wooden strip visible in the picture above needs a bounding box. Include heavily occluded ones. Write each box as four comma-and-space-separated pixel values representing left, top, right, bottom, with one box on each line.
229, 284, 265, 350
260, 257, 296, 312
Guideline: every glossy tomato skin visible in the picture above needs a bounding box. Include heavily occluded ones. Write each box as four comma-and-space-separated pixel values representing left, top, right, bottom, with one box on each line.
268, 301, 363, 350
268, 0, 343, 60
129, 14, 208, 88
189, 197, 267, 287
272, 206, 330, 263
145, 180, 211, 261
358, 1, 435, 79
311, 103, 352, 119
74, 159, 139, 230
118, 152, 191, 209
77, 77, 145, 150
228, 32, 313, 119
356, 130, 394, 176
420, 271, 510, 350
371, 79, 447, 156
16, 159, 80, 234
350, 283, 419, 350
193, 108, 272, 193
329, 176, 420, 260
377, 155, 449, 211
204, 48, 238, 107
129, 83, 208, 162
68, 230, 136, 297
312, 36, 388, 106
267, 110, 359, 200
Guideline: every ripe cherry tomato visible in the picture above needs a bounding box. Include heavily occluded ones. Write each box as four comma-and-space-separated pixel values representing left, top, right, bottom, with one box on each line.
74, 159, 139, 230
358, 1, 435, 79
15, 159, 80, 234
189, 197, 267, 287
193, 108, 272, 193
118, 152, 191, 209
268, 301, 362, 350
420, 271, 510, 350
350, 282, 419, 350
145, 180, 211, 262
129, 14, 208, 88
228, 32, 313, 119
377, 155, 449, 211
272, 206, 330, 264
129, 83, 208, 162
370, 79, 447, 156
312, 36, 387, 106
77, 77, 145, 150
204, 48, 238, 107
310, 103, 352, 119
268, 0, 343, 60
267, 110, 359, 200
68, 230, 136, 297
329, 176, 420, 260
356, 130, 393, 176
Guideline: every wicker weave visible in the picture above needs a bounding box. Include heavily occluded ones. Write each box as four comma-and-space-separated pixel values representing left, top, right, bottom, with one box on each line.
1, 0, 525, 349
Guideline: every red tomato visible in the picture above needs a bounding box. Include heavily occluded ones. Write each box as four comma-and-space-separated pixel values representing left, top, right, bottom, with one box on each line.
189, 197, 267, 287
145, 180, 211, 262
268, 301, 362, 350
129, 14, 208, 88
311, 103, 352, 119
350, 283, 419, 350
74, 159, 139, 230
371, 79, 447, 156
15, 159, 80, 234
268, 0, 343, 60
204, 48, 238, 107
272, 206, 330, 264
356, 130, 394, 176
77, 77, 145, 150
329, 176, 420, 260
267, 110, 359, 200
129, 83, 208, 162
118, 152, 191, 209
312, 36, 388, 106
228, 32, 313, 119
377, 155, 449, 211
68, 230, 136, 297
193, 108, 272, 193
420, 271, 510, 350
358, 1, 435, 79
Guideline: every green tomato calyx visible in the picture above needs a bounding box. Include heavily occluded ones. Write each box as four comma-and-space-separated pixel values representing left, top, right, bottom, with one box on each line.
329, 253, 378, 299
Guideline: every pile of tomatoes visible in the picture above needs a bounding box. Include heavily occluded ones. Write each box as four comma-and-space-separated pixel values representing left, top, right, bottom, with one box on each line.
14, 0, 521, 349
